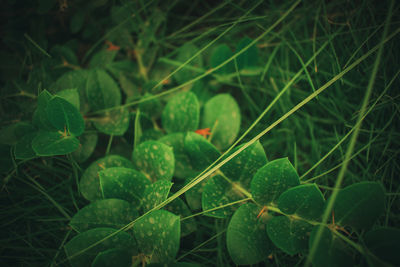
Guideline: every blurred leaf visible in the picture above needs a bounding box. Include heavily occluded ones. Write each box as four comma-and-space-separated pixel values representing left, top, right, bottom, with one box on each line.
161, 91, 199, 133
32, 90, 57, 131
70, 10, 85, 34
174, 43, 202, 84
132, 141, 175, 182
14, 132, 37, 159
364, 227, 400, 266
0, 122, 35, 145
227, 203, 273, 265
251, 158, 300, 206
69, 199, 138, 233
141, 180, 172, 213
235, 37, 258, 71
210, 44, 235, 75
32, 131, 79, 156
92, 248, 132, 267
333, 182, 385, 229
89, 50, 118, 69
201, 94, 240, 150
55, 88, 80, 109
80, 155, 135, 202
93, 107, 130, 136
138, 93, 163, 119
99, 167, 150, 206
72, 132, 98, 163
64, 228, 137, 267
133, 210, 180, 264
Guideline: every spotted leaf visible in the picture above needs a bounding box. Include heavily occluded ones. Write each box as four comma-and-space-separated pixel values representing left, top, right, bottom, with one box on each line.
93, 107, 130, 136
141, 180, 172, 213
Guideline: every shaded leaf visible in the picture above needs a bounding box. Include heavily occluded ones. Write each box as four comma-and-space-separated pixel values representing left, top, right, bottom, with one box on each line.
64, 228, 137, 267
55, 88, 80, 109
0, 122, 35, 145
333, 182, 385, 229
251, 158, 300, 206
184, 132, 220, 171
137, 93, 163, 119
235, 37, 258, 71
141, 180, 172, 213
72, 132, 98, 163
174, 43, 202, 84
32, 131, 79, 156
86, 69, 121, 111
70, 10, 85, 34
80, 155, 135, 202
46, 96, 85, 136
165, 198, 197, 237
201, 94, 240, 150
92, 248, 132, 267
278, 184, 325, 220
267, 216, 313, 255
89, 50, 118, 69
227, 203, 273, 265
221, 140, 267, 188
69, 199, 138, 233
32, 90, 56, 131
132, 141, 175, 182
99, 167, 150, 206
364, 227, 400, 266
161, 91, 200, 133
14, 132, 37, 159
159, 133, 197, 179
184, 176, 207, 211
133, 210, 180, 263
210, 44, 235, 75
93, 107, 130, 136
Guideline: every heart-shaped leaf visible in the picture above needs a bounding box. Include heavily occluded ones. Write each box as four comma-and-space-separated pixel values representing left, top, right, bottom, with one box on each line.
267, 216, 313, 255
173, 43, 202, 84
226, 203, 273, 265
202, 174, 246, 218
251, 158, 300, 206
210, 44, 235, 75
132, 141, 175, 182
235, 37, 258, 71
69, 199, 138, 233
55, 88, 80, 110
99, 167, 150, 206
64, 228, 137, 267
165, 197, 197, 237
159, 133, 197, 179
80, 155, 135, 202
278, 184, 325, 220
308, 225, 354, 267
91, 248, 132, 267
364, 227, 400, 266
46, 96, 85, 136
86, 69, 121, 111
133, 210, 180, 263
14, 132, 37, 159
32, 131, 80, 156
72, 132, 98, 163
141, 180, 172, 213
332, 181, 385, 229
93, 107, 130, 136
184, 132, 220, 171
201, 94, 240, 150
161, 91, 200, 134
220, 140, 267, 189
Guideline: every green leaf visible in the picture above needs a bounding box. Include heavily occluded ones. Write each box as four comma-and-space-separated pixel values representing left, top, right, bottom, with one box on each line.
32, 131, 79, 156
51, 70, 90, 113
184, 176, 207, 211
70, 10, 85, 34
184, 132, 220, 171
64, 228, 137, 267
141, 180, 172, 213
46, 96, 85, 136
278, 184, 325, 220
137, 93, 163, 119
0, 122, 35, 145
364, 227, 400, 266
227, 203, 273, 265
202, 174, 245, 218
159, 133, 197, 179
308, 225, 354, 267
251, 158, 300, 206
201, 94, 240, 150
89, 50, 118, 69
164, 198, 197, 237
333, 181, 385, 229
86, 69, 121, 112
92, 248, 132, 267
133, 210, 180, 263
99, 167, 150, 206
235, 37, 258, 71
72, 132, 98, 163
174, 43, 202, 84
80, 155, 135, 202
69, 199, 138, 233
267, 216, 313, 255
220, 140, 267, 188
93, 107, 130, 136
33, 90, 56, 131
210, 44, 235, 75
55, 88, 80, 110
132, 141, 175, 182
161, 92, 200, 133
14, 132, 37, 159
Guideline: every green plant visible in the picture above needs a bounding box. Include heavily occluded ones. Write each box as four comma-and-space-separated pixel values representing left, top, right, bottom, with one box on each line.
1, 0, 400, 266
